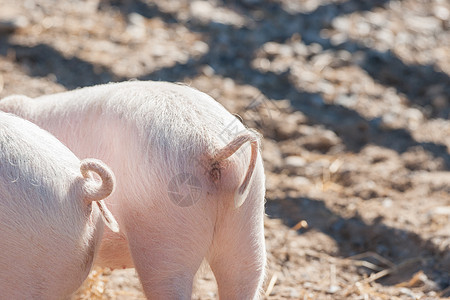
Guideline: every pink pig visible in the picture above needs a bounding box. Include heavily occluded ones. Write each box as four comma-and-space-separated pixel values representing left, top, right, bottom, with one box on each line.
0, 81, 266, 299
0, 112, 119, 299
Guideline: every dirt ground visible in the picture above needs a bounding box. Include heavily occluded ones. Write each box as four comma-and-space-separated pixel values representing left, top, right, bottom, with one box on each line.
0, 0, 449, 299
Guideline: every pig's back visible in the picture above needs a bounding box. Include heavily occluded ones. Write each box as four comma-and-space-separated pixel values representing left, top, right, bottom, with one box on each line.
0, 112, 80, 209
33, 81, 246, 182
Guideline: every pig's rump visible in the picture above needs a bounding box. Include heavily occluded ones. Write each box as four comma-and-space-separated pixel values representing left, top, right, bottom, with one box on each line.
0, 112, 118, 299
0, 113, 98, 299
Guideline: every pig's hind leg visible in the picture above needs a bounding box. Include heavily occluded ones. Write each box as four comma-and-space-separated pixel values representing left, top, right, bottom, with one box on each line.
207, 179, 266, 300
124, 197, 217, 299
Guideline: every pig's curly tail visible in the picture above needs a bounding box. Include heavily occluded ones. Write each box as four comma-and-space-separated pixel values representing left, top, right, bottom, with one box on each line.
80, 159, 115, 202
80, 159, 119, 232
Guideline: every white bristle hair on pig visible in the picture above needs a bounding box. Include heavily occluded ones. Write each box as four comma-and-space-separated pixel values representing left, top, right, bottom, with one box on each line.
0, 112, 118, 299
0, 80, 266, 299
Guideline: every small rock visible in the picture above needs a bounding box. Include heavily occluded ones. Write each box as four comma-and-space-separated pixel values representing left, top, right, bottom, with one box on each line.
201, 65, 215, 76
431, 206, 450, 216
332, 17, 351, 31
278, 44, 294, 57
405, 16, 441, 33
433, 5, 450, 21
0, 16, 28, 34
285, 156, 307, 169
192, 40, 209, 55
405, 108, 424, 129
308, 43, 323, 55
328, 285, 341, 294
356, 21, 371, 36
207, 291, 216, 298
263, 42, 280, 55
292, 42, 308, 56
380, 113, 401, 130
274, 124, 298, 140
128, 12, 145, 26
382, 198, 393, 208
335, 93, 357, 107
301, 130, 341, 152
292, 176, 311, 186
190, 1, 214, 22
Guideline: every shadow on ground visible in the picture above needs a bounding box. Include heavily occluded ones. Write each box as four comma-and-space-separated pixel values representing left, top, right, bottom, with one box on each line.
266, 196, 450, 292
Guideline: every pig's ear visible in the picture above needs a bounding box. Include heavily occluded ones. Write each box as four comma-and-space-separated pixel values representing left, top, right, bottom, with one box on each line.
213, 130, 260, 208
80, 159, 119, 233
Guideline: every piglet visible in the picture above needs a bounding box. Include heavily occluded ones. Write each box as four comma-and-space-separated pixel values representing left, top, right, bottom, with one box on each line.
0, 112, 118, 299
0, 81, 266, 299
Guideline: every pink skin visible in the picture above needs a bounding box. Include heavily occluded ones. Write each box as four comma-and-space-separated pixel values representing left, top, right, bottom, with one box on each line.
0, 112, 118, 299
0, 81, 266, 299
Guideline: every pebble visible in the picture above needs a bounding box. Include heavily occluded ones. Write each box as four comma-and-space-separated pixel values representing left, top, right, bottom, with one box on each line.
328, 285, 340, 294
190, 1, 214, 22
0, 16, 28, 34
291, 176, 311, 186
382, 198, 393, 208
335, 93, 357, 107
285, 156, 307, 169
433, 5, 449, 20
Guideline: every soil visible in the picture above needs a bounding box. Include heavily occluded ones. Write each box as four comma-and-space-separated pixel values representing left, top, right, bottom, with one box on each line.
0, 0, 449, 299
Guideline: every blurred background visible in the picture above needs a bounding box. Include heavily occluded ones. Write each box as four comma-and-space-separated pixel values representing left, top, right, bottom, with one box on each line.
0, 0, 449, 299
